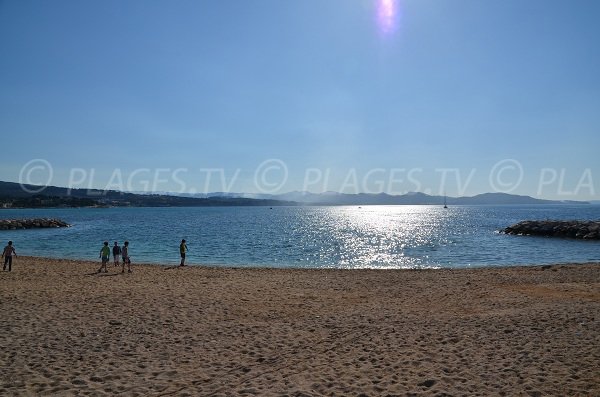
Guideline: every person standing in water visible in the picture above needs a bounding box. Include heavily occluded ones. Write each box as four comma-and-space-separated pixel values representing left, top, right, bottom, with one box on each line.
2, 241, 17, 272
121, 241, 131, 273
179, 239, 188, 266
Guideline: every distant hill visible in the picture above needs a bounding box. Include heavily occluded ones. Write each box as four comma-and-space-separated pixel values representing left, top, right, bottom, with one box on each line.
0, 181, 294, 208
451, 192, 570, 205
178, 190, 588, 206
1, 181, 589, 208
283, 191, 589, 205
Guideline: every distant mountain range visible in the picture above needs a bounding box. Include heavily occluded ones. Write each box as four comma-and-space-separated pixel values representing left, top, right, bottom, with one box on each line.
174, 190, 589, 206
0, 181, 591, 208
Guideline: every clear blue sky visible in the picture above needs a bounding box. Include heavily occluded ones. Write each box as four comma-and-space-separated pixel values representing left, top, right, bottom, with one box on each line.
1, 0, 599, 199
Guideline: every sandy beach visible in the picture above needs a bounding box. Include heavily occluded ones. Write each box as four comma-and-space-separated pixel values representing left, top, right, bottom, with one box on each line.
0, 257, 599, 396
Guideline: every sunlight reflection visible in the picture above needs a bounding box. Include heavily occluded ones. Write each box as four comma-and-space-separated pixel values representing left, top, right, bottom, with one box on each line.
321, 206, 455, 269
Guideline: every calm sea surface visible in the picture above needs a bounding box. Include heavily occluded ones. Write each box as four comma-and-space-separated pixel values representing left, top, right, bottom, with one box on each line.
1, 205, 599, 269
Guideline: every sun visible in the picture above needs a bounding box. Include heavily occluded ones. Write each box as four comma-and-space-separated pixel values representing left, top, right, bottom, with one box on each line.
376, 0, 399, 36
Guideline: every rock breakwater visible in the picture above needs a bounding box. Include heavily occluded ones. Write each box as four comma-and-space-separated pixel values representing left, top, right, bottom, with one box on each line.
0, 218, 70, 230
503, 220, 600, 240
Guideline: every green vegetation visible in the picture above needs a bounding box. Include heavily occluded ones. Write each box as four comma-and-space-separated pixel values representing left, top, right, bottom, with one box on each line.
0, 181, 292, 208
1, 195, 101, 208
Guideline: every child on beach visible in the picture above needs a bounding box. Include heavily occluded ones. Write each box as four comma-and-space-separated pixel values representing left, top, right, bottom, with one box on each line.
2, 241, 17, 272
112, 242, 121, 267
179, 239, 188, 266
98, 241, 110, 273
121, 241, 131, 273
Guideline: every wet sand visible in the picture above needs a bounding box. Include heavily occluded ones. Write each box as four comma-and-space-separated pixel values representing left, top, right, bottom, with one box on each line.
1, 257, 599, 396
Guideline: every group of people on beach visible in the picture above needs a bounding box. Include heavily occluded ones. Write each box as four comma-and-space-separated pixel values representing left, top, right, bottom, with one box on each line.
1, 238, 189, 273
97, 239, 188, 273
98, 241, 131, 273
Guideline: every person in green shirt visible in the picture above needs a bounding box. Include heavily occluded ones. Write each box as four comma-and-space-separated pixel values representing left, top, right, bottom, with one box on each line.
179, 239, 188, 266
98, 241, 110, 273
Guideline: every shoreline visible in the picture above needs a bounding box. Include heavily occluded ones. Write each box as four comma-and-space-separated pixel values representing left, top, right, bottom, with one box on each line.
7, 254, 600, 271
1, 256, 599, 395
7, 255, 600, 273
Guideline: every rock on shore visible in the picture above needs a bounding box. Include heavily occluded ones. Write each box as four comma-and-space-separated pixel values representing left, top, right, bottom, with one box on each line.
0, 218, 70, 230
503, 220, 600, 240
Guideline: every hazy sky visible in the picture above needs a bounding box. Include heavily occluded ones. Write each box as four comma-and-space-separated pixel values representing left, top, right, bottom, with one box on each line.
1, 0, 599, 199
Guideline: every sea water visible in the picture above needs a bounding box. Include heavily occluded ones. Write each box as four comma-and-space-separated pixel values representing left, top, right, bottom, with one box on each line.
1, 205, 599, 269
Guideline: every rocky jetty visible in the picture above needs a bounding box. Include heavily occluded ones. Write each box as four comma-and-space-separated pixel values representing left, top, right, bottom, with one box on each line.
0, 218, 70, 230
503, 220, 600, 240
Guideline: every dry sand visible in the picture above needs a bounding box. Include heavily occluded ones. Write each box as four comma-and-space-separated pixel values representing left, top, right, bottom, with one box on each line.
1, 257, 599, 396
